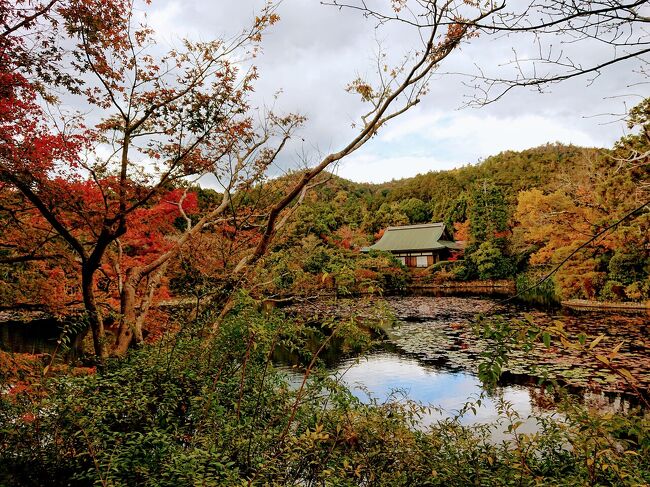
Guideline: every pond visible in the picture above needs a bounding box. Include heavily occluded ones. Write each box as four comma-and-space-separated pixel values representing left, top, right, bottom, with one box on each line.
282, 295, 649, 427
381, 296, 649, 395
330, 351, 545, 431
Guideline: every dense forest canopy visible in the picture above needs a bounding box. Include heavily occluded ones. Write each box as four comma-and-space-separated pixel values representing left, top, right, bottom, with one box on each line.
250, 135, 648, 302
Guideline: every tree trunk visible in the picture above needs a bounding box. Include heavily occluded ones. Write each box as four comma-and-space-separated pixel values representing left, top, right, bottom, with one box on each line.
113, 269, 138, 356
134, 264, 168, 342
81, 266, 107, 361
112, 262, 168, 356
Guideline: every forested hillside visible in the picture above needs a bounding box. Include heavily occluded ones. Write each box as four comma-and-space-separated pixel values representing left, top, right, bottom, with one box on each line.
262, 134, 649, 303
4, 138, 648, 322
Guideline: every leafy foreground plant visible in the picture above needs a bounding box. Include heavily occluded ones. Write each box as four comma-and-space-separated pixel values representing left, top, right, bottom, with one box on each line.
1, 303, 649, 486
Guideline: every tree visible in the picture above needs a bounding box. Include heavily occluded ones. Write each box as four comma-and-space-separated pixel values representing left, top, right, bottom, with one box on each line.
365, 202, 409, 234
463, 180, 514, 278
614, 97, 650, 192
399, 198, 431, 224
11, 0, 637, 358
469, 240, 514, 279
1, 0, 294, 358
468, 180, 509, 245
473, 1, 649, 103
513, 139, 649, 299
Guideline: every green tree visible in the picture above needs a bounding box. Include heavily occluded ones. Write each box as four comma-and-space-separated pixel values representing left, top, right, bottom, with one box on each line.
608, 248, 648, 285
365, 203, 409, 233
463, 181, 514, 279
469, 241, 515, 280
399, 198, 431, 224
469, 181, 509, 244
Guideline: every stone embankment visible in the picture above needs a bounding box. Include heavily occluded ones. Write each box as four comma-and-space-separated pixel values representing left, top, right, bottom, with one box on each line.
408, 279, 515, 294
562, 299, 650, 312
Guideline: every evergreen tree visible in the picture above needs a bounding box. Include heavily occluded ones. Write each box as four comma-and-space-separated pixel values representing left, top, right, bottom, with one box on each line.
469, 180, 509, 245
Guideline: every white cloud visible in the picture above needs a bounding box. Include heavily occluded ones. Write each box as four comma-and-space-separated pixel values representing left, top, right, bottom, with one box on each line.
114, 1, 645, 185
339, 111, 603, 183
430, 112, 601, 154
337, 153, 463, 183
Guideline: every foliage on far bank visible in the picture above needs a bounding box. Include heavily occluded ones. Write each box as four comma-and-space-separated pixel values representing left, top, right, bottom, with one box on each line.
256, 236, 410, 298
257, 111, 649, 303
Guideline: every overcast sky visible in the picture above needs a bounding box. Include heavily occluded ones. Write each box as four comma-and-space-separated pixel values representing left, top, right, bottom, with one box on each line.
143, 0, 646, 185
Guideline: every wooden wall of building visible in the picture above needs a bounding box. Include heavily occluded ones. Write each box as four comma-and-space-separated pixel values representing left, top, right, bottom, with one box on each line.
395, 252, 444, 268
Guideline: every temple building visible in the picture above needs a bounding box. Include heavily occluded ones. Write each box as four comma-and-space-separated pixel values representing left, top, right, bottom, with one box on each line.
365, 222, 464, 268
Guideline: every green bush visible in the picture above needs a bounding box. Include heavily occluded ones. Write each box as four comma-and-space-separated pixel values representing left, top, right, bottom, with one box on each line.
378, 266, 410, 293
608, 248, 648, 285
430, 260, 457, 272
624, 281, 646, 300
302, 248, 331, 274
600, 280, 627, 301
468, 241, 515, 280
272, 261, 297, 289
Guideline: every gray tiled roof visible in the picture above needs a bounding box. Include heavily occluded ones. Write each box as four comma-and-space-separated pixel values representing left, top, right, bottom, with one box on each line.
369, 223, 461, 252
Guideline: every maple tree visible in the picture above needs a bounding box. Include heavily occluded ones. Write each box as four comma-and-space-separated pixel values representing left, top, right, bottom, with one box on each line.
513, 145, 649, 299
1, 0, 295, 359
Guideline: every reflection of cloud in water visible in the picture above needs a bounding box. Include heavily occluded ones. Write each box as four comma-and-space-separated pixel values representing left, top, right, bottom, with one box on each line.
334, 352, 536, 427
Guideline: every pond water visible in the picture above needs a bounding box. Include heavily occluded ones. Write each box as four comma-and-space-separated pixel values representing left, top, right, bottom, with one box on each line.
282, 295, 649, 427
331, 351, 543, 430
2, 294, 647, 427
0, 317, 63, 355
380, 295, 649, 396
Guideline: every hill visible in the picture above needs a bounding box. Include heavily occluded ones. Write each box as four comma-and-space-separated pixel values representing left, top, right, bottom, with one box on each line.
267, 141, 649, 303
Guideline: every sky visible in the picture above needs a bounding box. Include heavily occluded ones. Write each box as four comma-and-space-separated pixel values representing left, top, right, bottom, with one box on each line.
142, 0, 647, 185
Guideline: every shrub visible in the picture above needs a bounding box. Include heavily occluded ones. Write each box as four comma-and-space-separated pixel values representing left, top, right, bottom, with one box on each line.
378, 266, 410, 293
430, 260, 457, 273
469, 241, 515, 280
1, 304, 650, 486
608, 248, 648, 285
600, 280, 626, 301
303, 249, 331, 274
624, 281, 647, 301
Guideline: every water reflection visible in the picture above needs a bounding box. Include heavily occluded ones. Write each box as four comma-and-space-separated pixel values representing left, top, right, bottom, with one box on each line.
279, 295, 646, 430
333, 351, 541, 429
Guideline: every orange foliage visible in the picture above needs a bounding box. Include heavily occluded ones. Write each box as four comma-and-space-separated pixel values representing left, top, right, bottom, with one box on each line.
453, 221, 470, 241
354, 268, 379, 281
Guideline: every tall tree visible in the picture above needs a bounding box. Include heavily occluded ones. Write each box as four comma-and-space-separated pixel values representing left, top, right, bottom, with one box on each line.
464, 180, 514, 279
468, 180, 509, 245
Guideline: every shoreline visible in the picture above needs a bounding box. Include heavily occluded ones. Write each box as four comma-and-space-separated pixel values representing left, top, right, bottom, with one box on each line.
562, 299, 650, 312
